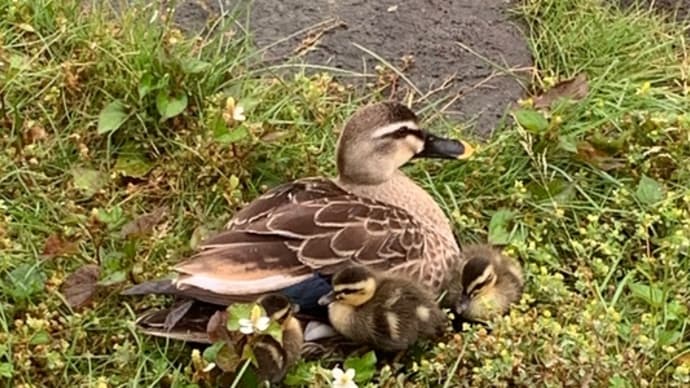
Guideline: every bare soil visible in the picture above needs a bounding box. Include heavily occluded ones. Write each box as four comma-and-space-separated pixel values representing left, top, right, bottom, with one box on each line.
172, 0, 533, 137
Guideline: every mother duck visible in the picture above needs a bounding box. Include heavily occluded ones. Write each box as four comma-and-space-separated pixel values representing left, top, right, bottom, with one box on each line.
123, 102, 520, 342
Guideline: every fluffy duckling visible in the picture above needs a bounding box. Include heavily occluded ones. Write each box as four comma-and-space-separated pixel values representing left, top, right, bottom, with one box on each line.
206, 293, 303, 384
318, 265, 446, 352
251, 293, 304, 384
447, 244, 524, 323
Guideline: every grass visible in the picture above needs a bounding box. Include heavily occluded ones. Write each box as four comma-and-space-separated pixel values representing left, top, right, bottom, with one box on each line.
1, 0, 689, 386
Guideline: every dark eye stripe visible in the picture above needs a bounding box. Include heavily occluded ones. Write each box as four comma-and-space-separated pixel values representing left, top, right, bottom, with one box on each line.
468, 278, 491, 295
387, 127, 424, 139
336, 288, 363, 295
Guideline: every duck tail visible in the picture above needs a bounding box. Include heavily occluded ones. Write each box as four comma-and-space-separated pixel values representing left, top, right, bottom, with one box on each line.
133, 301, 226, 344
121, 279, 177, 296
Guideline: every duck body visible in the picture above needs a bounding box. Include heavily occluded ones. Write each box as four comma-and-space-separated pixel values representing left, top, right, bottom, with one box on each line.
321, 266, 446, 352
125, 174, 461, 323
123, 101, 482, 344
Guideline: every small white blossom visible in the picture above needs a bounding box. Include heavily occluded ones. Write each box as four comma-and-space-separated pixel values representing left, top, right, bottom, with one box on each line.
238, 304, 272, 334
238, 315, 271, 334
202, 362, 216, 372
233, 104, 246, 122
331, 367, 357, 388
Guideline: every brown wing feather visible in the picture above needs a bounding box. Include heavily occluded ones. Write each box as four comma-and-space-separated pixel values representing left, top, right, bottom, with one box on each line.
172, 177, 426, 294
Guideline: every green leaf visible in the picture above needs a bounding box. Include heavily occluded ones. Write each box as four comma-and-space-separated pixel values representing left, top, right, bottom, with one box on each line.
222, 346, 243, 373
609, 375, 631, 388
0, 363, 13, 378
226, 303, 257, 332
95, 206, 125, 228
203, 342, 225, 363
3, 263, 46, 301
156, 90, 188, 121
71, 167, 108, 197
558, 135, 578, 153
212, 116, 250, 144
114, 145, 153, 178
97, 100, 127, 135
513, 109, 548, 134
30, 330, 51, 345
264, 321, 283, 345
666, 300, 688, 322
138, 73, 154, 99
344, 351, 377, 383
98, 270, 127, 286
181, 58, 212, 74
629, 283, 664, 307
284, 361, 320, 386
488, 209, 516, 245
635, 175, 664, 205
657, 329, 682, 347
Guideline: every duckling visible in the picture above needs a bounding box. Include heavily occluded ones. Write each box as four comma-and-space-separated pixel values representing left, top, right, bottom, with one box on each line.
318, 265, 447, 352
447, 244, 524, 323
204, 293, 303, 385
249, 293, 304, 384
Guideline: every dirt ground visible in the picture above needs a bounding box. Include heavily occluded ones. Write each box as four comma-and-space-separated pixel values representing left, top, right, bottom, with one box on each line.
172, 0, 533, 137
168, 0, 688, 136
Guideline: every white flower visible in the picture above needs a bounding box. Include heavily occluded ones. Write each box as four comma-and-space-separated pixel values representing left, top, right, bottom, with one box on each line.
233, 104, 246, 122
331, 367, 357, 388
238, 304, 271, 334
202, 362, 216, 372
238, 316, 271, 334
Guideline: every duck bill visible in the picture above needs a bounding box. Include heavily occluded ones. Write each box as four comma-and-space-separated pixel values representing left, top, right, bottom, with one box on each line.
455, 294, 471, 315
415, 132, 475, 160
318, 291, 335, 306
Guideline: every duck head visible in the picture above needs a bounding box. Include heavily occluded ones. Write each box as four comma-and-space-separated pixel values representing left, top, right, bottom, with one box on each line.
449, 245, 524, 323
257, 293, 300, 326
336, 102, 475, 185
318, 266, 377, 307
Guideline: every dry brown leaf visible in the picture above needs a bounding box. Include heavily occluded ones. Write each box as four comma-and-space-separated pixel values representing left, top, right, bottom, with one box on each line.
23, 121, 47, 144
534, 73, 589, 109
119, 207, 167, 239
61, 264, 100, 310
207, 310, 230, 343
576, 141, 625, 171
42, 234, 78, 258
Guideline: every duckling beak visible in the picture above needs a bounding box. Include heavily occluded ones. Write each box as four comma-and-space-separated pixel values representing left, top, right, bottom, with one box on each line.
415, 132, 475, 160
455, 294, 471, 315
318, 291, 335, 306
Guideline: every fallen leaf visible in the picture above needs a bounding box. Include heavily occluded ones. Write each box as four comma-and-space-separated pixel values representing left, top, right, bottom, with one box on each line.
42, 234, 78, 258
61, 264, 100, 310
119, 207, 167, 239
23, 121, 47, 144
533, 72, 589, 109
207, 310, 231, 343
575, 141, 625, 171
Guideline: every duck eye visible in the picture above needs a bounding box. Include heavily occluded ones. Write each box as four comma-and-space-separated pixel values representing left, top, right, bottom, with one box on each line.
388, 126, 423, 140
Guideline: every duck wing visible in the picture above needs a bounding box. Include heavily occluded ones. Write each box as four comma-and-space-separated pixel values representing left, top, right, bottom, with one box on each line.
170, 177, 426, 296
